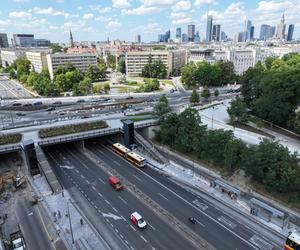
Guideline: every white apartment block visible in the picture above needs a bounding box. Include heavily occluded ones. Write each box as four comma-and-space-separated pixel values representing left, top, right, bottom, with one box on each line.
25, 51, 50, 73
46, 53, 98, 79
125, 50, 186, 77
0, 50, 25, 67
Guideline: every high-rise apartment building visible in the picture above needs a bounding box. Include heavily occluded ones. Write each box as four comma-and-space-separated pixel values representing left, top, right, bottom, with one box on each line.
212, 24, 221, 42
188, 24, 195, 42
0, 50, 25, 67
13, 34, 35, 47
276, 14, 286, 40
287, 24, 294, 41
25, 50, 50, 73
176, 28, 181, 39
206, 15, 213, 42
136, 34, 141, 43
0, 33, 9, 48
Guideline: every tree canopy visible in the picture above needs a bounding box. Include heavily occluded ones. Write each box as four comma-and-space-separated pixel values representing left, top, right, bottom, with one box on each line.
141, 58, 167, 79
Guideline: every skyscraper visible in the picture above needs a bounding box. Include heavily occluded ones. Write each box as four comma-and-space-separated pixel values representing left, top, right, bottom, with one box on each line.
212, 24, 221, 42
0, 33, 9, 48
260, 24, 275, 40
194, 31, 200, 43
250, 26, 255, 40
136, 34, 141, 43
206, 15, 213, 42
244, 19, 252, 41
176, 28, 181, 39
287, 24, 294, 41
188, 24, 195, 42
221, 31, 227, 41
181, 33, 188, 43
165, 30, 171, 42
276, 14, 286, 40
70, 30, 74, 48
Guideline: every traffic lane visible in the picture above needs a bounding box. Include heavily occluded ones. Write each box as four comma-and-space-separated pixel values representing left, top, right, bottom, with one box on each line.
142, 167, 281, 250
56, 145, 197, 250
89, 143, 257, 250
16, 196, 53, 250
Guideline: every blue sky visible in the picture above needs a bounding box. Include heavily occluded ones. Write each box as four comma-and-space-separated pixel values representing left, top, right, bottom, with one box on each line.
0, 0, 299, 43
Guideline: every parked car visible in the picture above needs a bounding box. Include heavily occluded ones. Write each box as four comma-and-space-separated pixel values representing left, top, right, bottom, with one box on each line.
46, 107, 56, 111
53, 101, 62, 105
23, 103, 32, 107
12, 103, 22, 106
16, 112, 26, 116
33, 101, 43, 106
130, 212, 147, 229
77, 99, 85, 103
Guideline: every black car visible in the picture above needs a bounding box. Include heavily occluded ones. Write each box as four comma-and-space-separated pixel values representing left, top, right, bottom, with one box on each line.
12, 103, 22, 106
33, 101, 43, 106
53, 101, 62, 105
16, 112, 26, 116
77, 99, 85, 103
46, 107, 56, 111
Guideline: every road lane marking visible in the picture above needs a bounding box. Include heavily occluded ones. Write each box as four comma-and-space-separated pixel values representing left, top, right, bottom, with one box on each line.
249, 235, 273, 250
130, 225, 136, 231
80, 174, 85, 179
158, 193, 169, 201
140, 235, 148, 243
112, 207, 118, 213
86, 180, 90, 184
120, 234, 124, 239
92, 186, 96, 191
98, 178, 105, 184
98, 192, 103, 197
125, 240, 129, 245
113, 160, 121, 166
118, 196, 128, 205
147, 222, 156, 231
105, 199, 110, 205
133, 175, 142, 182
218, 216, 237, 229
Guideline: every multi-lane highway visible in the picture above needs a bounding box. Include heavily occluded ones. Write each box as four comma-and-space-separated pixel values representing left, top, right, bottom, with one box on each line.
45, 144, 202, 250
43, 140, 283, 250
0, 74, 32, 99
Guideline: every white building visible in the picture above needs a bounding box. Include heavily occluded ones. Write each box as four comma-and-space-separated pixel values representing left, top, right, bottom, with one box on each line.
125, 50, 186, 76
0, 50, 25, 67
25, 51, 50, 73
46, 53, 98, 79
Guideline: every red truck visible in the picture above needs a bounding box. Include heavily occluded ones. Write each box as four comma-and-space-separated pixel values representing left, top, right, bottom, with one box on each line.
108, 176, 123, 190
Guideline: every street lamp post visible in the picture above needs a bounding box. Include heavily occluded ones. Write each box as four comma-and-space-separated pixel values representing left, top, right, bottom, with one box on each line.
211, 106, 215, 129
67, 199, 75, 244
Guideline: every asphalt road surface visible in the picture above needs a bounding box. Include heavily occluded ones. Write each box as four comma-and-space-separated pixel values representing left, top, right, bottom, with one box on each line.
0, 75, 32, 99
45, 145, 199, 250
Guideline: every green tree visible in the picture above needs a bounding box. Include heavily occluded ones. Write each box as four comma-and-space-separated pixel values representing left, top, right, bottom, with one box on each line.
227, 97, 249, 123
103, 83, 110, 94
138, 78, 160, 92
107, 54, 116, 70
154, 94, 171, 121
217, 61, 236, 85
117, 57, 126, 74
190, 89, 200, 104
50, 44, 63, 53
98, 58, 107, 79
181, 63, 197, 88
141, 59, 167, 79
214, 89, 219, 98
201, 88, 211, 100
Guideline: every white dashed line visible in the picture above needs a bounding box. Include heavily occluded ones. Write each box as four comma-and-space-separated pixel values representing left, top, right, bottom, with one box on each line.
130, 225, 136, 231
125, 240, 129, 245
92, 186, 96, 191
86, 180, 90, 184
113, 160, 121, 166
118, 196, 128, 205
115, 229, 119, 233
80, 174, 85, 179
140, 235, 148, 243
120, 234, 124, 239
133, 175, 142, 182
147, 222, 156, 231
99, 178, 106, 184
112, 207, 118, 213
158, 193, 169, 201
98, 193, 103, 197
105, 199, 110, 205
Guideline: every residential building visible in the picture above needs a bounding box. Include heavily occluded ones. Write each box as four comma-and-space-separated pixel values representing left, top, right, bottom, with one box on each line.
46, 53, 97, 79
125, 50, 186, 77
13, 34, 35, 47
136, 34, 141, 43
287, 24, 294, 41
35, 39, 51, 47
188, 24, 195, 42
212, 24, 221, 42
176, 28, 181, 39
0, 49, 26, 67
0, 33, 9, 48
25, 51, 50, 73
276, 14, 286, 40
67, 46, 97, 54
206, 15, 213, 42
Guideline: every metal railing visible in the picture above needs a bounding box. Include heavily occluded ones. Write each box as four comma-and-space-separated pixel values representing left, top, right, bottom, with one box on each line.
0, 143, 21, 153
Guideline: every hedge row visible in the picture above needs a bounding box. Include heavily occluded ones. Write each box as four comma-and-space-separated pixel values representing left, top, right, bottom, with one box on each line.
0, 133, 22, 145
39, 120, 108, 138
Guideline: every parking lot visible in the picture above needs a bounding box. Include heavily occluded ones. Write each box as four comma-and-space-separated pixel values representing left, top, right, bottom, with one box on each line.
0, 74, 32, 99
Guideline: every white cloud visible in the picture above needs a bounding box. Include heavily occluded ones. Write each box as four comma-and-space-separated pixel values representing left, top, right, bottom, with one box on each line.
14, 0, 30, 2
122, 5, 161, 15
95, 16, 112, 22
83, 27, 94, 32
142, 0, 177, 6
172, 0, 191, 12
33, 7, 68, 17
194, 0, 215, 7
112, 0, 131, 8
99, 7, 112, 14
106, 20, 121, 31
83, 13, 94, 19
170, 11, 192, 25
63, 20, 86, 31
9, 11, 32, 19
131, 22, 162, 34
0, 19, 11, 27
257, 0, 293, 12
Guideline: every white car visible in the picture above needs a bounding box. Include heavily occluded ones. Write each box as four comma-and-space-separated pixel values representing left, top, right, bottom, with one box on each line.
130, 212, 147, 229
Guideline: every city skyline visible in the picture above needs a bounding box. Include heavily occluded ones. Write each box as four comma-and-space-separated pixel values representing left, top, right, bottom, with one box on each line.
0, 0, 299, 42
